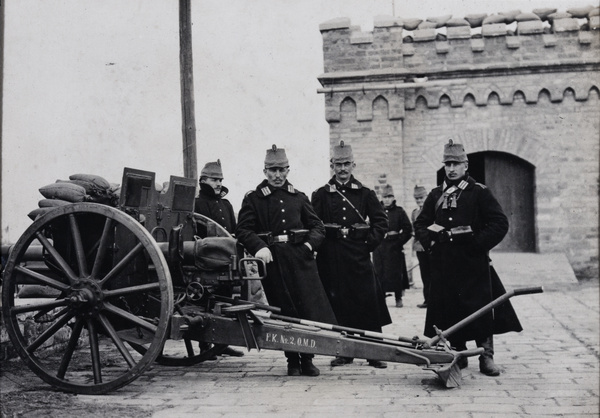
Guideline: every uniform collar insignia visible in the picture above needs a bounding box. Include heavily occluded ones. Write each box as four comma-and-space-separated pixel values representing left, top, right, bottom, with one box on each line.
257, 181, 296, 197
328, 176, 362, 191
458, 180, 468, 190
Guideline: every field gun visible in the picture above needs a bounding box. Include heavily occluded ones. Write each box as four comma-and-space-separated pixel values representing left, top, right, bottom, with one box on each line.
1, 167, 542, 394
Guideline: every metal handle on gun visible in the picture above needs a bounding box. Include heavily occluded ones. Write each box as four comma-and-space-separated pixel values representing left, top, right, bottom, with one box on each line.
424, 286, 544, 348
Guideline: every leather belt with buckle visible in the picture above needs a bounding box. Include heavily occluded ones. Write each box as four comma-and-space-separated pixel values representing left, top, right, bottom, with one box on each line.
272, 234, 289, 243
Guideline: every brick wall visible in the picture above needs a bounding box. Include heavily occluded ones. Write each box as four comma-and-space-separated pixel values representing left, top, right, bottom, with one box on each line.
319, 10, 600, 279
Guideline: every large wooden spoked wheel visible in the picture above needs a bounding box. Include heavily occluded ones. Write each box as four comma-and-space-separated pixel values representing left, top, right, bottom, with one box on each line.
1, 203, 173, 394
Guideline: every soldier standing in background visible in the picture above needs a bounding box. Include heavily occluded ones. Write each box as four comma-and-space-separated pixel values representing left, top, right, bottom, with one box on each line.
194, 160, 245, 358
413, 140, 522, 376
411, 185, 431, 309
312, 141, 391, 369
236, 145, 337, 377
373, 184, 412, 308
195, 160, 236, 235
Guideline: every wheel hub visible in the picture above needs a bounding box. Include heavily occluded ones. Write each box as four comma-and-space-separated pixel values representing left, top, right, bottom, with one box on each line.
69, 278, 104, 316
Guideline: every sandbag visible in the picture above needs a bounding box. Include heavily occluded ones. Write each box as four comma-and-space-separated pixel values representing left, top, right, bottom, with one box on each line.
68, 174, 118, 206
38, 198, 72, 208
56, 179, 96, 194
28, 207, 55, 220
39, 182, 88, 202
69, 173, 111, 191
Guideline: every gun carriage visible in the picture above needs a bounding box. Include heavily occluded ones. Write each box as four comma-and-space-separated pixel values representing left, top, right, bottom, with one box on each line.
1, 167, 542, 395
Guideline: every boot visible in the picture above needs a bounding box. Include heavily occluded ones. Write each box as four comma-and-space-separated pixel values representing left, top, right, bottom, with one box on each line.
287, 354, 301, 376
300, 356, 320, 377
395, 298, 403, 308
199, 342, 217, 361
221, 346, 245, 357
477, 336, 500, 376
367, 360, 387, 369
330, 356, 353, 367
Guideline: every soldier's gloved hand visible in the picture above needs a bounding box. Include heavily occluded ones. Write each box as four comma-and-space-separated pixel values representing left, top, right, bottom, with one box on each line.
255, 247, 273, 263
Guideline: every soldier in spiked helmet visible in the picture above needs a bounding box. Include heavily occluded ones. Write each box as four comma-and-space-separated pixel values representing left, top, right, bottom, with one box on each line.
413, 140, 522, 376
236, 145, 337, 377
194, 160, 244, 358
312, 141, 391, 369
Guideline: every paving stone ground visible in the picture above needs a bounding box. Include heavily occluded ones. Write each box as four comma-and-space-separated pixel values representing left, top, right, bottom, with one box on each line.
1, 253, 598, 417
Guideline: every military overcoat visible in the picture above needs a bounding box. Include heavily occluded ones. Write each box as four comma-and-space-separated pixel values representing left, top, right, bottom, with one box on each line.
373, 201, 412, 293
311, 176, 391, 332
194, 183, 237, 234
236, 180, 337, 324
413, 175, 522, 343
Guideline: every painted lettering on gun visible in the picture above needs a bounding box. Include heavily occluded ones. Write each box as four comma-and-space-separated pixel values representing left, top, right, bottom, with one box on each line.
265, 332, 316, 348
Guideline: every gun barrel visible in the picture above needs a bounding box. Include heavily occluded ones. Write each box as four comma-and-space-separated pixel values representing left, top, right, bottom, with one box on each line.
2, 244, 45, 261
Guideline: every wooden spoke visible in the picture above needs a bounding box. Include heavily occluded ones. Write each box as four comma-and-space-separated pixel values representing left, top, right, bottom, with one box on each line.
26, 310, 75, 353
68, 214, 89, 277
14, 265, 70, 292
35, 231, 78, 285
87, 319, 103, 384
103, 302, 158, 333
11, 298, 70, 315
102, 282, 160, 299
57, 318, 85, 379
91, 218, 114, 279
98, 313, 136, 369
98, 243, 144, 287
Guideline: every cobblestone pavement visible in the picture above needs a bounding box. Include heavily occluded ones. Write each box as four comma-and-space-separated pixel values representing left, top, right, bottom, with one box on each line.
1, 255, 598, 417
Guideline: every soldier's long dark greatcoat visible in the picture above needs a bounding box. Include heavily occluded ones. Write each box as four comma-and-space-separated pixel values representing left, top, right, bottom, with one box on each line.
236, 180, 337, 324
373, 201, 412, 294
413, 175, 522, 343
311, 176, 391, 332
194, 183, 236, 233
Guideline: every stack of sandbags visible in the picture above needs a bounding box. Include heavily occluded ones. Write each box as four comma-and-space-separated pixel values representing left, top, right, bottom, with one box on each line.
28, 173, 119, 220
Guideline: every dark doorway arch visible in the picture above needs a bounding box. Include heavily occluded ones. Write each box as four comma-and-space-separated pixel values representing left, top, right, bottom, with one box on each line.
436, 151, 536, 252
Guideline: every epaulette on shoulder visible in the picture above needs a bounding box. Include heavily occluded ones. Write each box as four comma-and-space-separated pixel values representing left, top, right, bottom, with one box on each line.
244, 190, 255, 198
475, 182, 487, 189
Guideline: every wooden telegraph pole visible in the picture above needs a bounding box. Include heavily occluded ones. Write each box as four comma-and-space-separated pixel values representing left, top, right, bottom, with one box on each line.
179, 0, 197, 180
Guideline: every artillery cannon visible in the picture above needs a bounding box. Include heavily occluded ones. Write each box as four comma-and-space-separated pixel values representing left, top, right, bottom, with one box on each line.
1, 167, 543, 395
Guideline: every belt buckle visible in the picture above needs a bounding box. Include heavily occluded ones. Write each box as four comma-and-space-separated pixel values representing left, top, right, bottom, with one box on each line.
273, 235, 289, 243
340, 227, 349, 238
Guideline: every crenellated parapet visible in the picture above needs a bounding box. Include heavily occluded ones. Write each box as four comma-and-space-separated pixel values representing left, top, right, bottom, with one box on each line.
319, 6, 600, 76
319, 6, 600, 122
